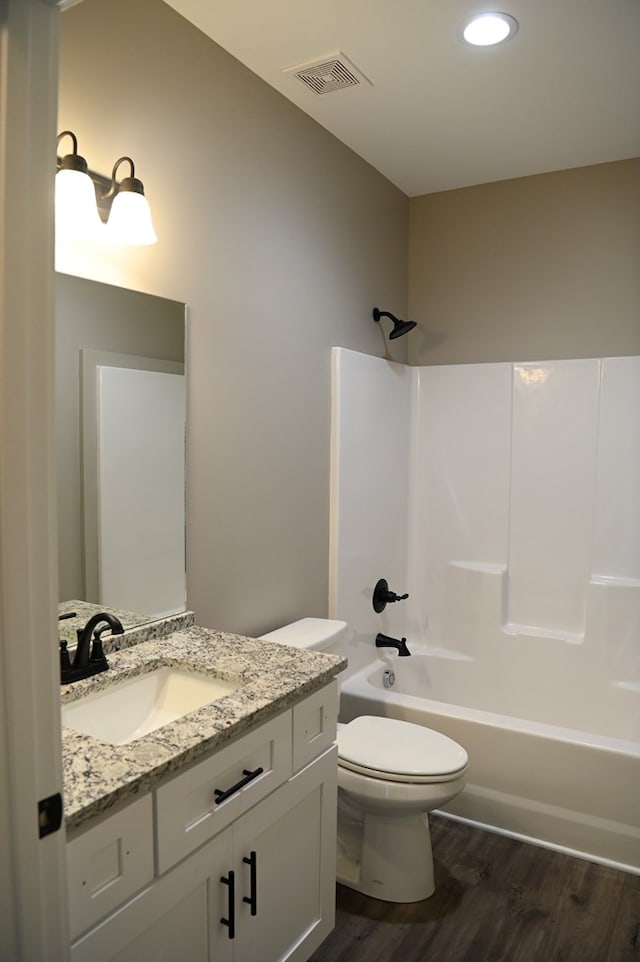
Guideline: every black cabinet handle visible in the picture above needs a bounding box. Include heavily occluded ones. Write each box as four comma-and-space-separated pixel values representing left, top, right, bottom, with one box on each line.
220, 870, 235, 939
242, 850, 258, 916
214, 767, 264, 805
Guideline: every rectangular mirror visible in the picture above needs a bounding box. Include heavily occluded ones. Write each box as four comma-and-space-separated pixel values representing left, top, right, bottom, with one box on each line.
56, 273, 187, 623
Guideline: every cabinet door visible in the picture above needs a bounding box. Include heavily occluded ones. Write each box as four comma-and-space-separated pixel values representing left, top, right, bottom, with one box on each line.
107, 882, 208, 962
71, 825, 233, 962
232, 747, 338, 962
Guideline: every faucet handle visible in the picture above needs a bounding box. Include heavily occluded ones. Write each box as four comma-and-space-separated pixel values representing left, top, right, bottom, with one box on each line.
59, 640, 72, 674
372, 578, 410, 613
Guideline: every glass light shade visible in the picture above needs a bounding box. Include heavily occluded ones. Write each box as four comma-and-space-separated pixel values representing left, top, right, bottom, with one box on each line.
463, 12, 518, 46
105, 190, 158, 245
55, 168, 103, 240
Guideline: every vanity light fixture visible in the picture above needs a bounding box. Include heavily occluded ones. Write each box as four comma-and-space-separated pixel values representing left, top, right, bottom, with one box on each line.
55, 131, 103, 240
103, 157, 157, 246
462, 11, 519, 46
55, 130, 157, 245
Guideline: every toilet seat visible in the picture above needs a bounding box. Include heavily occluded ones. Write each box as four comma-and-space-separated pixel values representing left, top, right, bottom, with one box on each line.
338, 715, 468, 784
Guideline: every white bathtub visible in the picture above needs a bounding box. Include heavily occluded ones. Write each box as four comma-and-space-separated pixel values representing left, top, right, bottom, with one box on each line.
339, 656, 640, 874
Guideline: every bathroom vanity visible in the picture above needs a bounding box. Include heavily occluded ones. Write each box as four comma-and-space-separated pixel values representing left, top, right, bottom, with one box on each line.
61, 626, 345, 962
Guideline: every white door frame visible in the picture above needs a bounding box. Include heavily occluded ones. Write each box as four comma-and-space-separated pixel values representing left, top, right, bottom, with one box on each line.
0, 0, 69, 958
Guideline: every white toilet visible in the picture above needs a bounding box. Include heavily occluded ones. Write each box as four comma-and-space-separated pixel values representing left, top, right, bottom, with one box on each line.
259, 617, 468, 903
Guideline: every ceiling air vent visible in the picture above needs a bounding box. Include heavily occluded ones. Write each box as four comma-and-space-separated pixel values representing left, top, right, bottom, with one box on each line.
283, 52, 372, 95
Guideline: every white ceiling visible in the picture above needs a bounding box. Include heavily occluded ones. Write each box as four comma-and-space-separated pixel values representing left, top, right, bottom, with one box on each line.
164, 0, 640, 197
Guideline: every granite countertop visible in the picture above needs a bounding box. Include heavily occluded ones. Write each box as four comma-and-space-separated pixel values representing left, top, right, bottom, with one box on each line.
58, 601, 195, 650
61, 625, 346, 832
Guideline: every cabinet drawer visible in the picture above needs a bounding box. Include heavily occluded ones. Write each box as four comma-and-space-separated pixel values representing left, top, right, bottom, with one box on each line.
156, 710, 292, 872
67, 795, 154, 940
292, 681, 338, 773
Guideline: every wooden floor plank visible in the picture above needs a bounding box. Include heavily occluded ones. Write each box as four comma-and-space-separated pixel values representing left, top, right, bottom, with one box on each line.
607, 875, 640, 962
309, 815, 640, 962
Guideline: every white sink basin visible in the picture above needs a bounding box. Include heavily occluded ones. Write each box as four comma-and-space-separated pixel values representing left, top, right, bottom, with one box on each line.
61, 667, 241, 745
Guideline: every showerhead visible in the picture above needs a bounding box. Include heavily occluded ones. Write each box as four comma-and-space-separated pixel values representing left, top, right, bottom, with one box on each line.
372, 307, 417, 340
389, 318, 417, 339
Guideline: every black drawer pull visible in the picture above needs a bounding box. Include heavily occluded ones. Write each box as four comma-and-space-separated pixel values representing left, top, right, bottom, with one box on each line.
242, 850, 258, 916
214, 767, 264, 805
220, 870, 235, 940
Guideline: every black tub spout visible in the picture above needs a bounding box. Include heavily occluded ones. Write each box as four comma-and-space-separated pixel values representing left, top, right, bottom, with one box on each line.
375, 632, 411, 657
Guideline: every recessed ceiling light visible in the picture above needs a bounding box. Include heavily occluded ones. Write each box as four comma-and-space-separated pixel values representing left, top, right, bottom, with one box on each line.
462, 12, 519, 47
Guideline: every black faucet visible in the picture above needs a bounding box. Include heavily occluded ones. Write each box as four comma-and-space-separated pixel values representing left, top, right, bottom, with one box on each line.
375, 632, 411, 657
60, 612, 124, 684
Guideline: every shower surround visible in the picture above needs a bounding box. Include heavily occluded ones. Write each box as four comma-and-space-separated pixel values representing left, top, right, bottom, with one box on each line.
330, 347, 640, 869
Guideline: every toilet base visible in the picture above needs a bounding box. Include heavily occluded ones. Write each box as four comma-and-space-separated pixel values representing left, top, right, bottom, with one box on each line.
337, 808, 435, 903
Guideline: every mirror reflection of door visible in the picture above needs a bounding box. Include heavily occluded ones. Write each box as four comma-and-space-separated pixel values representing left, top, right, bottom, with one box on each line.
55, 273, 186, 621
85, 354, 186, 618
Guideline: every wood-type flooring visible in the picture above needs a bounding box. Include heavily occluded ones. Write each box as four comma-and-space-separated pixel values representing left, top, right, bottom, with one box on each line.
309, 815, 640, 962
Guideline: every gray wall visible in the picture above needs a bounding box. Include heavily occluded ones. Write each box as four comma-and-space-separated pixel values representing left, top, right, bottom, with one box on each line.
408, 159, 640, 365
58, 0, 409, 635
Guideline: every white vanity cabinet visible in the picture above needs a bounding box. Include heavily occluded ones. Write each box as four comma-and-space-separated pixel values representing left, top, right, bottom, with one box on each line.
67, 682, 338, 962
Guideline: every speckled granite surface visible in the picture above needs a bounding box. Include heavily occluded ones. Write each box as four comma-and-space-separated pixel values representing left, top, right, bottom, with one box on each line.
58, 601, 195, 651
61, 626, 346, 832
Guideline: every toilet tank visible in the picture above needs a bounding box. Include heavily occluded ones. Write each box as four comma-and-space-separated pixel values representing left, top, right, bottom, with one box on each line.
258, 617, 347, 653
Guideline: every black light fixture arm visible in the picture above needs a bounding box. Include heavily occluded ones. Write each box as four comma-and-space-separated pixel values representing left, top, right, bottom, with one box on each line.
56, 130, 89, 174
57, 130, 78, 153
104, 156, 146, 201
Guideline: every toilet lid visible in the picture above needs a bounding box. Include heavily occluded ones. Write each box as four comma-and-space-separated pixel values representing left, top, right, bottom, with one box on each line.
338, 716, 468, 782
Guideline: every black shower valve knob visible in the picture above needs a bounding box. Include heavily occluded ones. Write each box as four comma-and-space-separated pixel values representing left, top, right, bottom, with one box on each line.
372, 578, 409, 613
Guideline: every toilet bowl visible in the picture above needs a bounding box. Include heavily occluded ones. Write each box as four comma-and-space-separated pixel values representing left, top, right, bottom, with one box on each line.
336, 714, 467, 901
258, 618, 469, 903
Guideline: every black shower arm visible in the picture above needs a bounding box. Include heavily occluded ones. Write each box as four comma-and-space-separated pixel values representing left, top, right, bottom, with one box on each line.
373, 308, 400, 324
